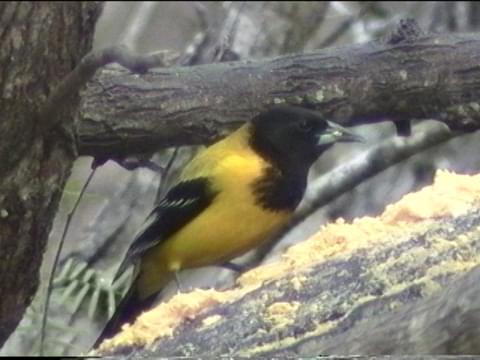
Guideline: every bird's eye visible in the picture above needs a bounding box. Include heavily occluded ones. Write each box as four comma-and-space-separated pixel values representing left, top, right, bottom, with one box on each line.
297, 120, 314, 132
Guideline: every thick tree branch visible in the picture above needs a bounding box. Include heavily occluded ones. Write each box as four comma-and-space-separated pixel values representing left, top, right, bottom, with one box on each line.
298, 265, 480, 355
77, 31, 480, 159
40, 46, 178, 130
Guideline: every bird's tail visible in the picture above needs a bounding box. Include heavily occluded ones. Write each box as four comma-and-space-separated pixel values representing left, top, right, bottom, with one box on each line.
92, 262, 175, 351
91, 282, 157, 351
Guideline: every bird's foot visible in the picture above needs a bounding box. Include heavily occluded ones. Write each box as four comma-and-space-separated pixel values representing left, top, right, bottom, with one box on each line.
174, 271, 184, 293
220, 262, 245, 273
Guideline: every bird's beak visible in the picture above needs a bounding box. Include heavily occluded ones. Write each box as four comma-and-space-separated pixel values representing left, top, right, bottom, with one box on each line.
317, 121, 366, 146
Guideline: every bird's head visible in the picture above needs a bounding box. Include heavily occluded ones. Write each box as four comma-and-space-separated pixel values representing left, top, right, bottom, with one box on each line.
250, 105, 364, 170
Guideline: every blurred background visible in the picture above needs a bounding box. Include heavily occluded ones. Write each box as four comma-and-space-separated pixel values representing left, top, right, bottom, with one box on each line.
2, 1, 480, 356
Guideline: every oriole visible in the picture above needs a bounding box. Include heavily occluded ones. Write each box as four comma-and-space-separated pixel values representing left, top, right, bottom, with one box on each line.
94, 105, 363, 347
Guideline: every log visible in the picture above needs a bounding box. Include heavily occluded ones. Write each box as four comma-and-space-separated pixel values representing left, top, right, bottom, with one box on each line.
94, 171, 480, 357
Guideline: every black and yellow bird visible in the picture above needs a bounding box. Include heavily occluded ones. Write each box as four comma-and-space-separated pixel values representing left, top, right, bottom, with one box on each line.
94, 105, 363, 347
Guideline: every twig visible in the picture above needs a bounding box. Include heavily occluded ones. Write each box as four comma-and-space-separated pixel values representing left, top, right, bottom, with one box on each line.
318, 3, 370, 48
155, 147, 180, 202
250, 2, 268, 55
280, 2, 331, 53
214, 1, 246, 62
40, 45, 179, 130
182, 1, 244, 65
193, 1, 209, 31
121, 2, 158, 51
319, 15, 357, 48
39, 164, 98, 356
179, 2, 221, 66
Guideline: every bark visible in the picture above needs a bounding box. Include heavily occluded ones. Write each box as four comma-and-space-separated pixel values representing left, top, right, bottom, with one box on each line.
100, 205, 480, 357
0, 2, 102, 347
77, 31, 480, 159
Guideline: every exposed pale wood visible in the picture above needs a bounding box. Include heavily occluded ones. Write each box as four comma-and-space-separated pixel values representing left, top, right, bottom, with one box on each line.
98, 206, 480, 357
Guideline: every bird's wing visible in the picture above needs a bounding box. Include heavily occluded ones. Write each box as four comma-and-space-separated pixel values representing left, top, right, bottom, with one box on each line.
113, 177, 217, 281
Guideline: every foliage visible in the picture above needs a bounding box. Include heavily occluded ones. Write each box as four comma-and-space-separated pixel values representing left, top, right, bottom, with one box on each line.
12, 258, 131, 356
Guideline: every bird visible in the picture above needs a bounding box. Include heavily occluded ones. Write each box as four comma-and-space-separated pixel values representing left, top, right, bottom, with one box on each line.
93, 105, 363, 348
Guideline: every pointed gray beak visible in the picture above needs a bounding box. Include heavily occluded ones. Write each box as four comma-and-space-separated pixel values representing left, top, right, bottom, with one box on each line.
317, 121, 366, 146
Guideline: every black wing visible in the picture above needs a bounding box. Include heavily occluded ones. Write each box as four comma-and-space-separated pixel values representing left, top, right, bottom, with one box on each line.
113, 177, 216, 281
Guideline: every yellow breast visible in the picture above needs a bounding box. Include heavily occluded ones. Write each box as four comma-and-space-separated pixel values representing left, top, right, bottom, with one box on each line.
168, 124, 292, 267
168, 157, 290, 266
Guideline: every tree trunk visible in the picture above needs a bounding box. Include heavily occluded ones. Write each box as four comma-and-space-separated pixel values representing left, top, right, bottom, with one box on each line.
0, 2, 102, 346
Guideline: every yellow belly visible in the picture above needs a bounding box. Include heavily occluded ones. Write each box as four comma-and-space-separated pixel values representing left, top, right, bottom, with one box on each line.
138, 200, 290, 298
162, 196, 290, 269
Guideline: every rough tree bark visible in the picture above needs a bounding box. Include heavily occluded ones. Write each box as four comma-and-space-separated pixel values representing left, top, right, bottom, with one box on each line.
0, 2, 102, 347
77, 31, 480, 160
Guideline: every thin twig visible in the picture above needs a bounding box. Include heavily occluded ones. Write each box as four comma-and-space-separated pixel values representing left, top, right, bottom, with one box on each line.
121, 2, 158, 51
318, 3, 370, 48
182, 1, 245, 65
279, 2, 331, 53
155, 147, 180, 202
250, 2, 268, 55
214, 1, 246, 61
193, 1, 209, 30
39, 164, 98, 356
319, 15, 357, 48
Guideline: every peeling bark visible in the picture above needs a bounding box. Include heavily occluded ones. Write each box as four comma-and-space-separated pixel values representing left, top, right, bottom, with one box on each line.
0, 2, 102, 346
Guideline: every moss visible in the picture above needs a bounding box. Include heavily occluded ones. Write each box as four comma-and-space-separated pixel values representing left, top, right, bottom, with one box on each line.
273, 98, 285, 104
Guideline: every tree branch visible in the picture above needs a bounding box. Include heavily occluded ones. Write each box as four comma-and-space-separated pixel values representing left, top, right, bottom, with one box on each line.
77, 31, 480, 159
40, 45, 179, 130
297, 264, 480, 355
